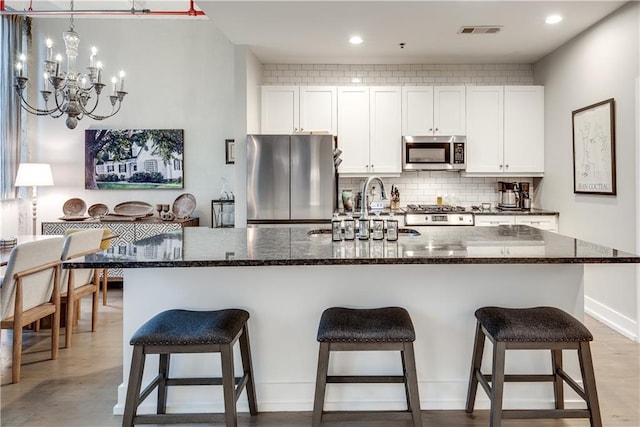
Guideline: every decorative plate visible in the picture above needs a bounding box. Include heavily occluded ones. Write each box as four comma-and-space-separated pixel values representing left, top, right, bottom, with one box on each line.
113, 201, 154, 217
88, 203, 109, 217
58, 216, 90, 221
62, 198, 87, 216
172, 193, 196, 219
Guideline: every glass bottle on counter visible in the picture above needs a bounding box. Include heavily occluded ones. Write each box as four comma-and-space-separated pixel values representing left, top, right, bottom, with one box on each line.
343, 213, 355, 240
331, 213, 342, 241
358, 216, 370, 240
372, 213, 384, 240
386, 213, 398, 241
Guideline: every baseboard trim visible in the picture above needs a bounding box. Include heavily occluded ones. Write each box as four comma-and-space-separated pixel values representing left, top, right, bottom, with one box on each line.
585, 296, 638, 342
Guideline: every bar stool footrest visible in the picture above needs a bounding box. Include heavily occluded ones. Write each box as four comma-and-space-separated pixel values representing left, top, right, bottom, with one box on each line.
502, 409, 593, 419
322, 410, 414, 422
133, 412, 233, 424
326, 375, 405, 384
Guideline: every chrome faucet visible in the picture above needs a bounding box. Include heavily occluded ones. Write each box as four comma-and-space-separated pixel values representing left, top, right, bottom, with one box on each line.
360, 176, 388, 217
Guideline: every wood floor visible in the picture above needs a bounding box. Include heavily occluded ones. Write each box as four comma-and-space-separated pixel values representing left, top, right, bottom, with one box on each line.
1, 288, 638, 426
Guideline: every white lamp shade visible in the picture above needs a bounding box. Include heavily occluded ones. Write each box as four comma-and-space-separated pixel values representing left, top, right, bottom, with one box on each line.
15, 163, 54, 187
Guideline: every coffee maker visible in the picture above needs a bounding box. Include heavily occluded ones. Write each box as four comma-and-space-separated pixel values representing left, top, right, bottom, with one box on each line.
518, 182, 531, 210
497, 181, 518, 208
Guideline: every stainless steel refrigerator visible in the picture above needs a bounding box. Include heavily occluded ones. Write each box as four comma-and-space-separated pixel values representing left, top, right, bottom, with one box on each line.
247, 134, 336, 222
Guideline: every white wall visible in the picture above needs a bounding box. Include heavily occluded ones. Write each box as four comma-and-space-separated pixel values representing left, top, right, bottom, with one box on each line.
20, 17, 237, 231
534, 3, 640, 339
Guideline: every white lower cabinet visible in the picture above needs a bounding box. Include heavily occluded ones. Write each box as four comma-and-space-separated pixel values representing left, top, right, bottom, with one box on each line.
514, 215, 558, 232
474, 214, 558, 232
473, 215, 515, 227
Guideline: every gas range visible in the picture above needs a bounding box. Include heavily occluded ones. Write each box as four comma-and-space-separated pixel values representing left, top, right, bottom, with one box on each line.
404, 204, 474, 226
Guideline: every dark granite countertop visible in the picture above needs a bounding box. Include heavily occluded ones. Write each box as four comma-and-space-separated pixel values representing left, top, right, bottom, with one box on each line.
472, 208, 559, 216
63, 225, 639, 269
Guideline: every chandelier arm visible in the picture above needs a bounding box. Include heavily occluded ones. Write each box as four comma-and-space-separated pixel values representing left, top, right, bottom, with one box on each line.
83, 100, 123, 121
15, 89, 62, 116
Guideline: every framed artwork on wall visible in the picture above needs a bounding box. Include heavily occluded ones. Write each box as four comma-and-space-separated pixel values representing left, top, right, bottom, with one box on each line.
85, 129, 184, 190
225, 139, 235, 164
572, 98, 616, 195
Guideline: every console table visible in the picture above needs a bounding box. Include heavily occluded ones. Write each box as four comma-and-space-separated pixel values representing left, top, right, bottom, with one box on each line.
42, 217, 199, 281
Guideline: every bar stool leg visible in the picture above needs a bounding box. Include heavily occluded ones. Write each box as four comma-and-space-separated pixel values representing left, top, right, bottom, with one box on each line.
239, 324, 258, 415
551, 349, 564, 409
157, 353, 170, 414
221, 344, 237, 427
123, 345, 146, 427
465, 321, 485, 413
402, 342, 422, 427
489, 341, 506, 427
578, 342, 602, 427
312, 342, 330, 427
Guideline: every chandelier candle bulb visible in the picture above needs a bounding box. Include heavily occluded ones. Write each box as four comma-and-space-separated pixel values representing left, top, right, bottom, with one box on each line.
96, 61, 102, 83
55, 54, 62, 76
90, 46, 97, 67
119, 71, 125, 92
43, 72, 49, 91
16, 62, 23, 77
111, 76, 117, 95
46, 38, 53, 61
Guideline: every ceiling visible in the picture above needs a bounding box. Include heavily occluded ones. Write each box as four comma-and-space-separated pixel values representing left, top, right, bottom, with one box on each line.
3, 1, 628, 64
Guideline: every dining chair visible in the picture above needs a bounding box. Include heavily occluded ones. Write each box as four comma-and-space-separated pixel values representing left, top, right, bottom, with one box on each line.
0, 237, 65, 383
60, 228, 103, 348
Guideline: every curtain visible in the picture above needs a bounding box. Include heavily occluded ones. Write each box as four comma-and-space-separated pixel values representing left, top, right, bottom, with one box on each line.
0, 15, 28, 200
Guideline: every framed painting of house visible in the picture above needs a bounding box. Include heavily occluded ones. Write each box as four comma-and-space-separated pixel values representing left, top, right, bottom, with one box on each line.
85, 129, 184, 189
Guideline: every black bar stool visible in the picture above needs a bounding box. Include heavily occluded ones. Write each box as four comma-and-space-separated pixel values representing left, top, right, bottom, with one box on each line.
312, 306, 422, 427
465, 306, 602, 427
122, 309, 258, 427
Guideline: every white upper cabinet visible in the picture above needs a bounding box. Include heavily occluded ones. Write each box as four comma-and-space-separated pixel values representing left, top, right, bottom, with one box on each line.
338, 86, 401, 175
370, 86, 402, 174
337, 86, 370, 174
261, 86, 337, 134
402, 86, 466, 135
299, 86, 338, 134
261, 86, 299, 134
465, 85, 544, 176
504, 86, 544, 174
466, 86, 504, 173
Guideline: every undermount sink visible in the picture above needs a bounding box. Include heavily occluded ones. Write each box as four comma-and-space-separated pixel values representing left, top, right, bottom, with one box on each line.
307, 228, 421, 237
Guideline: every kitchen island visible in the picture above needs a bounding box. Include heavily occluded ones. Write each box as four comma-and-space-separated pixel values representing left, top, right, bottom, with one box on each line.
64, 226, 639, 415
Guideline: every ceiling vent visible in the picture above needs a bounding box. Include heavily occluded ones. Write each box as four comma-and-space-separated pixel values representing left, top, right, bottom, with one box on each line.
458, 26, 502, 35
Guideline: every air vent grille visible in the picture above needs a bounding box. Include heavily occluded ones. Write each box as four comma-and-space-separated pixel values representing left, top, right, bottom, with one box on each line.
458, 26, 502, 34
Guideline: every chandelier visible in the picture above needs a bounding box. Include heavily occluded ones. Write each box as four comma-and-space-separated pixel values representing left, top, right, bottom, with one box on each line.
13, 0, 127, 129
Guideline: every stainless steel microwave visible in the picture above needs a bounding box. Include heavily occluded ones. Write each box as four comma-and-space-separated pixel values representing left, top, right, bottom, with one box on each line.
402, 135, 466, 171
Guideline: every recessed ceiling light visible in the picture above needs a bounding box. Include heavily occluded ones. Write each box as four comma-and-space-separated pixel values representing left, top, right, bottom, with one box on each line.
545, 14, 563, 24
351, 77, 361, 83
349, 35, 363, 45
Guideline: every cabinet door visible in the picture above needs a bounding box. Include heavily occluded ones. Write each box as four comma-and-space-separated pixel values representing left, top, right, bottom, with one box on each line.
515, 215, 558, 232
434, 86, 466, 135
337, 87, 370, 173
370, 86, 402, 174
504, 86, 544, 174
465, 86, 504, 173
474, 215, 514, 226
299, 86, 337, 134
401, 86, 434, 135
261, 86, 299, 134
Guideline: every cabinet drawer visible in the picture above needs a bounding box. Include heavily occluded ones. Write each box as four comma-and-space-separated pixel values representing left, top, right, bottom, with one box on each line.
474, 215, 514, 227
515, 215, 558, 232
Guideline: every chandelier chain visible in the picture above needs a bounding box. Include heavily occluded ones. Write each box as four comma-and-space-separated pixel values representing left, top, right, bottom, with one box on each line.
69, 0, 75, 30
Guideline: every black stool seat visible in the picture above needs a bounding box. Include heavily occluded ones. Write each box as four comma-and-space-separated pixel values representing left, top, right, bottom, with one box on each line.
130, 309, 249, 345
475, 306, 593, 342
122, 309, 257, 427
313, 307, 422, 427
317, 306, 415, 343
466, 305, 601, 427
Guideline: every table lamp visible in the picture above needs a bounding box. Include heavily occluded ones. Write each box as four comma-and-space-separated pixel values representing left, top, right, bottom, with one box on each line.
15, 163, 54, 236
